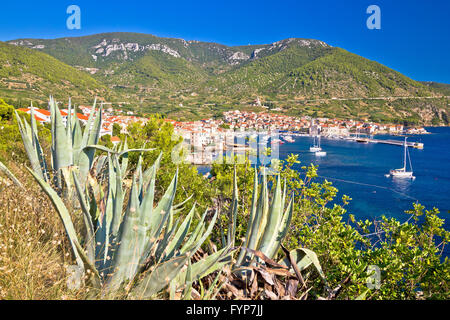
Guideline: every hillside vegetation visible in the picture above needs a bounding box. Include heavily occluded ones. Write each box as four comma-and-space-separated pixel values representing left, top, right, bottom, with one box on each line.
0, 41, 109, 105
0, 99, 448, 300
4, 33, 450, 124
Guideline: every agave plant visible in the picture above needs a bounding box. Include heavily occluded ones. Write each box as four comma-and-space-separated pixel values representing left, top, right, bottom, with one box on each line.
227, 166, 294, 267
14, 97, 232, 298
15, 97, 104, 193
227, 166, 327, 287
28, 145, 232, 298
16, 98, 153, 195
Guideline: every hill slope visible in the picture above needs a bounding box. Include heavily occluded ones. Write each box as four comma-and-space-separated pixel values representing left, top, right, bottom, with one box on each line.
265, 48, 431, 98
5, 33, 450, 124
0, 41, 109, 104
420, 81, 450, 96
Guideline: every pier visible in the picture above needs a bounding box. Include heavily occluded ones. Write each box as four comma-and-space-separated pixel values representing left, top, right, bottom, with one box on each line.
346, 137, 424, 149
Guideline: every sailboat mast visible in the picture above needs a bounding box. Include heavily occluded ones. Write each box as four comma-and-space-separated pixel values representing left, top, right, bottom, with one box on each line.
404, 137, 407, 170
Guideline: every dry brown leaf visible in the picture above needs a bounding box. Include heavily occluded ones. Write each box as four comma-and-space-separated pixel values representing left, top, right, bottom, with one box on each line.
256, 268, 275, 286
264, 289, 278, 300
286, 279, 299, 297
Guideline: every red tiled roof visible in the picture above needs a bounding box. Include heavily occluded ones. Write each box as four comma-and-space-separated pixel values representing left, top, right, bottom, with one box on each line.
34, 115, 46, 123
36, 109, 50, 116
77, 113, 89, 121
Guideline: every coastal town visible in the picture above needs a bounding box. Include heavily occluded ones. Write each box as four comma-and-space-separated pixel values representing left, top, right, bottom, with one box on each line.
16, 105, 429, 164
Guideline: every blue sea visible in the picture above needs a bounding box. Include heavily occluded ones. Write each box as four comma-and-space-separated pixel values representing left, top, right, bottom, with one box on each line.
278, 127, 450, 229
198, 127, 450, 239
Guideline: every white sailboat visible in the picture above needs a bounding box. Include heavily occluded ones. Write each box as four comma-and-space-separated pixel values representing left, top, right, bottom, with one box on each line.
310, 135, 322, 152
283, 135, 295, 143
387, 137, 415, 179
314, 136, 327, 157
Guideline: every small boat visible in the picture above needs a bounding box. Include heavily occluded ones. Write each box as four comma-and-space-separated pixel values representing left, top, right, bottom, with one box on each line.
355, 128, 369, 143
283, 135, 295, 143
387, 137, 415, 179
315, 151, 327, 157
271, 139, 284, 145
309, 135, 322, 152
356, 138, 369, 144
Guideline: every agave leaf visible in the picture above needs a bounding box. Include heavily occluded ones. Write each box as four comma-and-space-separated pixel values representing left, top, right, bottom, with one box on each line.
137, 171, 178, 268
169, 282, 176, 300
172, 193, 194, 211
142, 153, 162, 190
186, 209, 218, 256
73, 171, 96, 265
259, 175, 283, 258
139, 159, 158, 231
80, 98, 97, 149
15, 111, 43, 180
66, 99, 73, 165
50, 99, 72, 170
179, 208, 208, 255
94, 184, 111, 273
29, 107, 38, 148
281, 177, 287, 209
130, 254, 189, 299
174, 247, 232, 285
118, 148, 155, 158
182, 259, 192, 300
66, 98, 72, 137
256, 168, 270, 247
154, 219, 180, 263
266, 194, 294, 259
111, 155, 124, 236
0, 161, 24, 189
22, 111, 33, 142
29, 108, 49, 181
78, 103, 102, 184
204, 270, 224, 300
147, 170, 178, 238
95, 155, 107, 176
72, 114, 83, 165
49, 98, 56, 170
83, 144, 115, 155
236, 166, 259, 266
101, 154, 116, 266
84, 145, 155, 159
106, 175, 143, 290
245, 167, 268, 259
87, 173, 102, 217
279, 248, 327, 284
27, 168, 84, 268
227, 167, 239, 247
136, 153, 144, 198
162, 204, 196, 260
120, 137, 129, 174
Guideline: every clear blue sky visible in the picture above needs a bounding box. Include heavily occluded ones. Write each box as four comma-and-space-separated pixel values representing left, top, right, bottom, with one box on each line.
1, 0, 449, 83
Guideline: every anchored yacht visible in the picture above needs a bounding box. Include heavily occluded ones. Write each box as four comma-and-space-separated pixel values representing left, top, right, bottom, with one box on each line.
387, 137, 415, 179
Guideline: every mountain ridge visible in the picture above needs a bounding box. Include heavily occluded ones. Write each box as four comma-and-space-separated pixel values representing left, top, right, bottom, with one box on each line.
2, 32, 449, 124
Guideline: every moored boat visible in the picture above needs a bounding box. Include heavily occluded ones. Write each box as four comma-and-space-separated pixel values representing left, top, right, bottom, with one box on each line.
387, 137, 415, 179
310, 135, 322, 152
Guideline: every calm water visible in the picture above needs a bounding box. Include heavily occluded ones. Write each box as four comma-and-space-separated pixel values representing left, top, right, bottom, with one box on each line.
199, 127, 450, 229
278, 127, 450, 231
